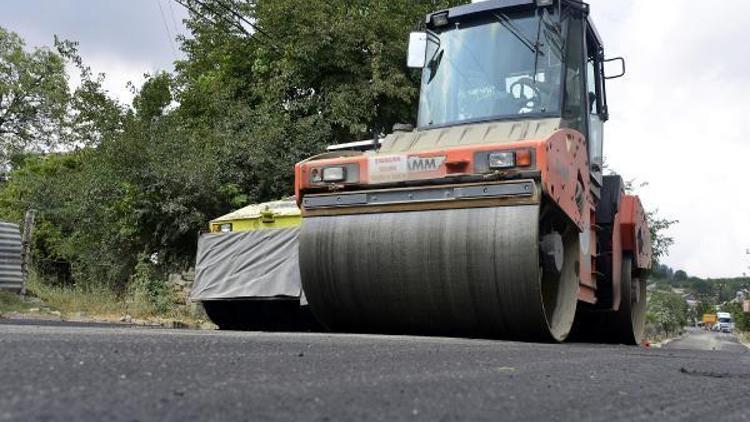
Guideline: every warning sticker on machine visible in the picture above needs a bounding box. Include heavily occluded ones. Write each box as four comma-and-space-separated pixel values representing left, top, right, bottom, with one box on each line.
368, 154, 446, 183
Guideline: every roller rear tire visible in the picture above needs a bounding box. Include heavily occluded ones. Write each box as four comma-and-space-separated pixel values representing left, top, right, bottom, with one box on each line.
203, 300, 322, 331
616, 257, 647, 345
570, 256, 647, 345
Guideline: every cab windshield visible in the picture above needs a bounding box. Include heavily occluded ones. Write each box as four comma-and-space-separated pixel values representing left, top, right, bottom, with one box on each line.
418, 9, 564, 128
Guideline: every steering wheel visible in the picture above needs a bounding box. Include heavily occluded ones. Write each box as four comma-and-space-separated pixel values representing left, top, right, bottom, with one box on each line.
509, 77, 541, 112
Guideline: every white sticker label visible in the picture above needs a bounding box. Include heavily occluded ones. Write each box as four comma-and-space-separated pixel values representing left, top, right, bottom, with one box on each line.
368, 155, 408, 183
368, 155, 446, 183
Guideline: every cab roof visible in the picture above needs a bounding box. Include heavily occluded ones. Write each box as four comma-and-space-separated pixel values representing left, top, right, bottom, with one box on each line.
426, 0, 602, 48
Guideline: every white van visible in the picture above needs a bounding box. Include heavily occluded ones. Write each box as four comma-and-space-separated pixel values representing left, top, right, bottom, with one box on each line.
715, 312, 734, 333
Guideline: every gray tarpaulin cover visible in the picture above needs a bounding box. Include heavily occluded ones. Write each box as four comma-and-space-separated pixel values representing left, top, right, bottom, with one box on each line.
190, 227, 302, 301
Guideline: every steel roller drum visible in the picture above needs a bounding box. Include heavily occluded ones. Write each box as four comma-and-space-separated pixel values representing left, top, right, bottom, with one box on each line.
299, 205, 579, 342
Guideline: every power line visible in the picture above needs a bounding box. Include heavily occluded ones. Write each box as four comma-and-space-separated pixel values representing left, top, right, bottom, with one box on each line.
166, 0, 181, 31
211, 0, 279, 49
172, 0, 280, 55
173, 0, 245, 36
171, 0, 203, 22
157, 0, 178, 57
193, 0, 280, 52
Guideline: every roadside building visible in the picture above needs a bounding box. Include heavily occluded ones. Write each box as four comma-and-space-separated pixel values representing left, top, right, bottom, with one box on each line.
0, 221, 23, 293
735, 289, 748, 303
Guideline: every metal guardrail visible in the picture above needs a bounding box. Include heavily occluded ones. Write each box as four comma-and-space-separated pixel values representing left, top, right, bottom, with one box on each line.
0, 221, 23, 293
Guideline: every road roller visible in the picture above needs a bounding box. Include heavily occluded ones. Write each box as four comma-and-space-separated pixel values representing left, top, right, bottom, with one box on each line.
294, 0, 651, 343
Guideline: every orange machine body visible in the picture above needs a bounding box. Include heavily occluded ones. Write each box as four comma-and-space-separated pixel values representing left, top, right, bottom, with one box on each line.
619, 194, 652, 271
296, 129, 590, 228
295, 128, 604, 303
295, 126, 652, 310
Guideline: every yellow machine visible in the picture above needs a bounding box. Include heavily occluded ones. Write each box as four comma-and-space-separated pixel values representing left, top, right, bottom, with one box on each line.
702, 314, 717, 328
208, 199, 301, 233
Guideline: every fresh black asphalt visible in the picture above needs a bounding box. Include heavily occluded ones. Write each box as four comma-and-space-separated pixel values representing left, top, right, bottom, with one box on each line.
1, 320, 748, 421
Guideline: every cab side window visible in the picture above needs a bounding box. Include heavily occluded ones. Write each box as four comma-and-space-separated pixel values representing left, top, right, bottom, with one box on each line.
585, 28, 605, 175
587, 59, 598, 114
562, 16, 586, 135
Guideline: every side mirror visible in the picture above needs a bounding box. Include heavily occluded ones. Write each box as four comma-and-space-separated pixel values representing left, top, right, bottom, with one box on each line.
407, 32, 427, 68
604, 57, 626, 79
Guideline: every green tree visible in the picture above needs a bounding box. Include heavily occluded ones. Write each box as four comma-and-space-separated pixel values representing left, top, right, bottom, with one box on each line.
0, 27, 70, 167
651, 263, 674, 280
175, 0, 465, 202
673, 270, 688, 281
721, 302, 750, 332
133, 72, 172, 122
647, 290, 688, 335
0, 28, 125, 170
0, 26, 128, 287
647, 211, 678, 268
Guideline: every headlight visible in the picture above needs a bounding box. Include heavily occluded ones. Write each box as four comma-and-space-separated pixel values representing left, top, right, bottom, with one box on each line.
322, 167, 346, 182
488, 152, 516, 169
219, 223, 232, 233
308, 163, 359, 185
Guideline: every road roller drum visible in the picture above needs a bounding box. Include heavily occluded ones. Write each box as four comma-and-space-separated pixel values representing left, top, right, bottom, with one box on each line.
300, 203, 580, 342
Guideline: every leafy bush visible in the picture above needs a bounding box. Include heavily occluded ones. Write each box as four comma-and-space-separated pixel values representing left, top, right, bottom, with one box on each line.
127, 255, 174, 316
646, 290, 689, 335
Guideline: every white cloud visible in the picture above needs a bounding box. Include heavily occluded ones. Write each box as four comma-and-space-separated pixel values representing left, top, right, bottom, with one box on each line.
65, 54, 153, 105
0, 0, 188, 103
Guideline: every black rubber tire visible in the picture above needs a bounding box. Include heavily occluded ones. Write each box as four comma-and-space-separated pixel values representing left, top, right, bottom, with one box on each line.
615, 257, 647, 345
202, 300, 323, 332
202, 300, 239, 330
570, 256, 647, 345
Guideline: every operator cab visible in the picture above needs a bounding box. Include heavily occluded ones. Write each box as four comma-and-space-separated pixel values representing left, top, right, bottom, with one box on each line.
408, 0, 625, 193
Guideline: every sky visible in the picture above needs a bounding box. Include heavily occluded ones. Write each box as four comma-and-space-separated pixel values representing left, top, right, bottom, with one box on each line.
1, 1, 749, 278
589, 1, 750, 278
0, 0, 189, 103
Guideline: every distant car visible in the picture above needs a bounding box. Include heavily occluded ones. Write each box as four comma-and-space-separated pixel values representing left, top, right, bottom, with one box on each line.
715, 313, 734, 333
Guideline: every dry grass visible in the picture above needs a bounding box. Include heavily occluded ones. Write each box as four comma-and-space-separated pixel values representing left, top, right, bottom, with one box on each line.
643, 322, 681, 345
0, 290, 34, 314
27, 276, 124, 318
25, 273, 197, 323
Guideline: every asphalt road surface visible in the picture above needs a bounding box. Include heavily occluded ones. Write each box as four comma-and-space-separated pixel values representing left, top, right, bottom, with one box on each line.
665, 327, 749, 353
1, 321, 749, 421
